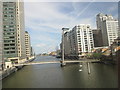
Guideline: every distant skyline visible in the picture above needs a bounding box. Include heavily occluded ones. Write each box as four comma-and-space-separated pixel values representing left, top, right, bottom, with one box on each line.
24, 2, 118, 54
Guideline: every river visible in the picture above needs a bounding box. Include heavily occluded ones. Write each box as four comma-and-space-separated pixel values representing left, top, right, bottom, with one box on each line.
2, 56, 118, 88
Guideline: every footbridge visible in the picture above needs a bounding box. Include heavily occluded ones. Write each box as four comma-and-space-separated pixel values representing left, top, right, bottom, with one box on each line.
14, 59, 100, 67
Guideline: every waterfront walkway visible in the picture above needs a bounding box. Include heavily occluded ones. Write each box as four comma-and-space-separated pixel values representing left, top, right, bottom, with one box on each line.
14, 59, 100, 66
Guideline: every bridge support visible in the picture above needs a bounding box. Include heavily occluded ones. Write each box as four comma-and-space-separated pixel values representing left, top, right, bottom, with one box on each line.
61, 61, 66, 67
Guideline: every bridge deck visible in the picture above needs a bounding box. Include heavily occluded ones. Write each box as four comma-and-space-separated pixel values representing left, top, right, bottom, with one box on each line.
64, 59, 100, 63
14, 59, 100, 66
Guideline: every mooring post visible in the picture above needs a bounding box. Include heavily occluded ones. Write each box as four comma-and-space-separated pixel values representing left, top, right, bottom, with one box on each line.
87, 62, 91, 74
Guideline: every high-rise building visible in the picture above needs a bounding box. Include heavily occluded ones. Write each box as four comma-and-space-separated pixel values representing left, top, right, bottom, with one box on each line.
62, 28, 70, 57
25, 31, 31, 59
63, 24, 94, 58
118, 3, 120, 41
0, 1, 3, 64
96, 13, 119, 46
30, 46, 34, 56
92, 29, 103, 47
2, 1, 26, 63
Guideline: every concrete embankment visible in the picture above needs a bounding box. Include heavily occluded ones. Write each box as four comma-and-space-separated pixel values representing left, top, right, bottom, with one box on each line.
0, 57, 35, 80
0, 67, 17, 80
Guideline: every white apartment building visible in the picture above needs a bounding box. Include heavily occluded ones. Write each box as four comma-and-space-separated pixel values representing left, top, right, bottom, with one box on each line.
96, 13, 119, 46
63, 24, 94, 58
25, 31, 31, 59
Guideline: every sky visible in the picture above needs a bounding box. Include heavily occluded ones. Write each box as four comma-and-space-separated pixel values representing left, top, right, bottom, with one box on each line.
24, 2, 118, 54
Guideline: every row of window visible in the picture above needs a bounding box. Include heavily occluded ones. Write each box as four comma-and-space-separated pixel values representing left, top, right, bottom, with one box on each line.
4, 32, 15, 35
4, 29, 15, 31
4, 7, 15, 10
4, 14, 15, 17
4, 44, 15, 46
4, 47, 15, 50
4, 51, 16, 54
76, 26, 90, 28
3, 11, 14, 14
4, 36, 15, 40
3, 18, 16, 21
4, 25, 15, 28
4, 40, 15, 43
3, 22, 15, 25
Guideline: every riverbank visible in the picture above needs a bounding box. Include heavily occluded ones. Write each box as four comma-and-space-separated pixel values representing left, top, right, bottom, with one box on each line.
0, 57, 35, 80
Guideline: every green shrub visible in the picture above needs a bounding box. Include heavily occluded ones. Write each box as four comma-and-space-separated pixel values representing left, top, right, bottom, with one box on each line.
92, 53, 102, 59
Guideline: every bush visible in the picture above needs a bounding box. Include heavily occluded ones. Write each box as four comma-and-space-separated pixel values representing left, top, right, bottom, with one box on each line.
92, 53, 102, 59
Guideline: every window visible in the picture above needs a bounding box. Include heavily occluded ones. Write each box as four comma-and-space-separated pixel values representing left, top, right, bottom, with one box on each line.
10, 22, 14, 24
4, 8, 8, 10
9, 8, 14, 10
10, 44, 15, 46
9, 36, 14, 38
3, 25, 7, 28
87, 26, 90, 28
9, 29, 14, 31
3, 19, 8, 21
3, 4, 8, 7
4, 44, 9, 46
10, 51, 15, 53
4, 48, 9, 50
78, 31, 80, 33
4, 29, 7, 31
9, 11, 14, 13
9, 25, 14, 28
10, 15, 14, 17
10, 47, 15, 50
6, 51, 9, 54
4, 15, 7, 17
3, 12, 8, 14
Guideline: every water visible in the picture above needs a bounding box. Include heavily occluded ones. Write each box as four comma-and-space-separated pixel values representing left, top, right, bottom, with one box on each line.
2, 56, 118, 88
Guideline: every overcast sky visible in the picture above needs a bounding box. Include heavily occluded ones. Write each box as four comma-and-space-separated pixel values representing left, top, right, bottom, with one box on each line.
24, 2, 118, 54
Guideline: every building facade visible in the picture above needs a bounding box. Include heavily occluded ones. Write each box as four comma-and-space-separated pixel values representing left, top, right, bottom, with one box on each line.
96, 13, 119, 46
2, 1, 26, 63
63, 28, 70, 56
63, 24, 94, 58
30, 46, 34, 56
25, 31, 31, 59
0, 1, 3, 65
92, 29, 103, 47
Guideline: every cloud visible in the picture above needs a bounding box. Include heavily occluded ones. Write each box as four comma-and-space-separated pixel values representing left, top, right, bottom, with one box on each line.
25, 2, 96, 30
108, 4, 118, 13
36, 43, 46, 47
23, 0, 119, 2
34, 43, 57, 53
24, 2, 118, 54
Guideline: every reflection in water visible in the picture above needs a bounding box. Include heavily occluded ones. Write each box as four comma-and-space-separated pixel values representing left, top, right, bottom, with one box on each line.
2, 56, 118, 88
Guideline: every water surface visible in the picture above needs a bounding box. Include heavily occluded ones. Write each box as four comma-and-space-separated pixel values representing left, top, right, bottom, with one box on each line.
2, 56, 118, 88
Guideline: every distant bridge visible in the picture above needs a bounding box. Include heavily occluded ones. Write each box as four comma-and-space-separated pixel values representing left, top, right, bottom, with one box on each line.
14, 59, 100, 67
